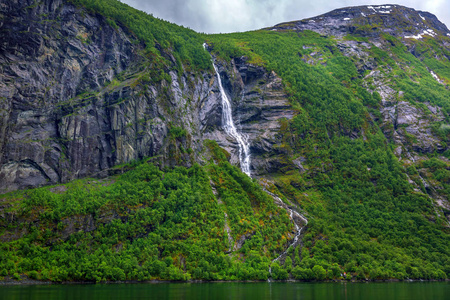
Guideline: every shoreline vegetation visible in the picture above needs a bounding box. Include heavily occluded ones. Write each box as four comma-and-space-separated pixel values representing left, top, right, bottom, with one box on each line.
1, 276, 449, 286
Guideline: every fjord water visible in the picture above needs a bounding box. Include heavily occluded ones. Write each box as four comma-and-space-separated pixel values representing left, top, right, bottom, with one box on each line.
1, 282, 448, 300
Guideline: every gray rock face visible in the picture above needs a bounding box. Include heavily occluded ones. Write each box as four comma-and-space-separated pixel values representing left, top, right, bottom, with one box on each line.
0, 0, 293, 192
203, 57, 295, 175
0, 0, 150, 192
380, 100, 445, 155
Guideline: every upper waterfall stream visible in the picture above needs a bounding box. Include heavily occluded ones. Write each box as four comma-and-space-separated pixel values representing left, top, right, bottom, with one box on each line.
204, 43, 251, 177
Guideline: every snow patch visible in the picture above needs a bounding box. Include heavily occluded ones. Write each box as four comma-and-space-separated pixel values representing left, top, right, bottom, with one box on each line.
309, 20, 315, 23
447, 33, 450, 37
361, 12, 366, 17
405, 29, 437, 40
424, 29, 437, 37
430, 70, 443, 84
367, 5, 391, 14
405, 34, 423, 40
419, 14, 425, 21
344, 18, 351, 21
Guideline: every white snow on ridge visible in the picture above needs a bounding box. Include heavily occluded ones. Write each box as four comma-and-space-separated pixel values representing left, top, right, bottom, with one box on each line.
361, 12, 366, 17
366, 5, 391, 14
405, 29, 437, 40
420, 14, 425, 21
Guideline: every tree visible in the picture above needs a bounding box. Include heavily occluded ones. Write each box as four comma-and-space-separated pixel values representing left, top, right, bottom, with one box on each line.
312, 265, 326, 280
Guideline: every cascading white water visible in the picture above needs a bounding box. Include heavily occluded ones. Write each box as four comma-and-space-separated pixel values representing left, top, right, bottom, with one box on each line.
264, 189, 308, 281
271, 208, 307, 262
204, 43, 251, 177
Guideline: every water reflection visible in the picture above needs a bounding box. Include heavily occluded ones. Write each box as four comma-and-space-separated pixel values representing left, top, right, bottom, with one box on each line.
1, 282, 448, 300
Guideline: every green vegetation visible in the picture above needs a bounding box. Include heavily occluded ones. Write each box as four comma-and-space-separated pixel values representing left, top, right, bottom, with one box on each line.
0, 158, 293, 282
168, 124, 187, 139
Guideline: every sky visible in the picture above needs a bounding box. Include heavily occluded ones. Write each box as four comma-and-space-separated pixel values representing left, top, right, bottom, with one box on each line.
120, 0, 450, 34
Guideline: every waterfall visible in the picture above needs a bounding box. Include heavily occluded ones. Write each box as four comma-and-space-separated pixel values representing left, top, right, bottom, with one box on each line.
203, 43, 308, 280
204, 43, 251, 177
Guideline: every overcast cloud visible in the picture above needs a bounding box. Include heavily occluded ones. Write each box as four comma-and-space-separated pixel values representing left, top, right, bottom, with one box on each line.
120, 0, 450, 33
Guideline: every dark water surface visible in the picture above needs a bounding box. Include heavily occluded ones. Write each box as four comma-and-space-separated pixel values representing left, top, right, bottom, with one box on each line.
0, 282, 448, 300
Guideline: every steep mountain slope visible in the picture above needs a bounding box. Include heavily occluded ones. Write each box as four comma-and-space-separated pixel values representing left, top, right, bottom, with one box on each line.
0, 1, 449, 282
264, 4, 450, 218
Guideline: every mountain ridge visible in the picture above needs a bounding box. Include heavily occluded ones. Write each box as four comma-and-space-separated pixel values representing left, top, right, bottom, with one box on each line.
270, 4, 450, 38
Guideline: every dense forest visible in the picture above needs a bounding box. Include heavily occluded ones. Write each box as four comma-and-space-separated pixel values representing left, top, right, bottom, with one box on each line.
1, 153, 297, 281
0, 0, 449, 282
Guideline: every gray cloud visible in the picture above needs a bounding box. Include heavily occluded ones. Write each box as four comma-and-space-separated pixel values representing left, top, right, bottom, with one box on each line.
121, 0, 450, 33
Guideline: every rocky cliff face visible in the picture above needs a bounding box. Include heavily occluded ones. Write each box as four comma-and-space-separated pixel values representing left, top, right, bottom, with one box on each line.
204, 57, 295, 175
0, 0, 293, 193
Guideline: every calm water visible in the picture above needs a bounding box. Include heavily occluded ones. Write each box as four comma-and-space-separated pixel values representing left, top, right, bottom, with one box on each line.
0, 282, 448, 300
